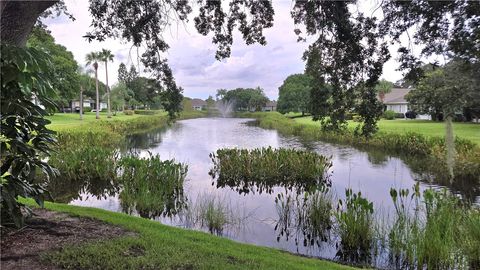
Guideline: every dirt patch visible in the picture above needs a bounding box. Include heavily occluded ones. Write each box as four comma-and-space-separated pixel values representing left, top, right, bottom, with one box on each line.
1, 208, 135, 270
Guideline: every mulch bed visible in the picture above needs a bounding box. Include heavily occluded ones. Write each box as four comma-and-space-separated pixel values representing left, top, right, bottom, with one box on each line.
1, 208, 135, 270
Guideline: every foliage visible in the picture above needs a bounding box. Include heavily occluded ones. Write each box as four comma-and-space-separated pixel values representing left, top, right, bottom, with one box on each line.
0, 43, 58, 227
209, 147, 332, 195
375, 79, 393, 102
383, 110, 396, 120
206, 95, 215, 109
335, 189, 375, 264
119, 153, 188, 219
296, 2, 388, 137
27, 26, 80, 109
220, 87, 269, 111
110, 82, 129, 111
406, 60, 474, 121
277, 74, 312, 115
123, 110, 134, 115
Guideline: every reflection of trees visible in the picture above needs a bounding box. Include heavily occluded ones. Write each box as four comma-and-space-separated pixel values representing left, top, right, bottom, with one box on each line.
366, 150, 389, 167
125, 127, 167, 150
402, 155, 480, 203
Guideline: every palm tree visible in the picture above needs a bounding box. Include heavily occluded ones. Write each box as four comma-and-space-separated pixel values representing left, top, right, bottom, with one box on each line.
100, 49, 115, 118
375, 79, 394, 103
85, 52, 102, 119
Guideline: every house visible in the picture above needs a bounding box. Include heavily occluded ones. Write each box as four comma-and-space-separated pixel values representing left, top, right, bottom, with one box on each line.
191, 98, 207, 111
381, 88, 430, 120
70, 99, 107, 112
262, 101, 277, 112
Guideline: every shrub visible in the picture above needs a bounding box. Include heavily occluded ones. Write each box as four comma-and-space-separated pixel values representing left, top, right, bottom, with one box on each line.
405, 111, 416, 119
383, 110, 396, 120
83, 106, 92, 112
134, 109, 158, 115
395, 113, 405, 118
101, 108, 108, 112
123, 110, 134, 115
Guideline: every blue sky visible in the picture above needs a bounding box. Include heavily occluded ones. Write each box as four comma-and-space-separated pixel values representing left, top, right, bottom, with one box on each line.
45, 0, 406, 100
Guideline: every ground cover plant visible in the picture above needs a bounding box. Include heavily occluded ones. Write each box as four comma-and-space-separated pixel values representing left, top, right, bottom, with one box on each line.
209, 147, 332, 194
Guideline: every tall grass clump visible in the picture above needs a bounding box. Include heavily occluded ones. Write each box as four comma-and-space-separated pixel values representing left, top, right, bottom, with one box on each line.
118, 153, 188, 219
275, 188, 333, 247
182, 193, 247, 235
387, 184, 480, 269
334, 189, 375, 264
209, 147, 332, 194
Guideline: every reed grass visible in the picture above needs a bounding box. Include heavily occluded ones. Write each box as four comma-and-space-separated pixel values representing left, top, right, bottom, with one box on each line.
118, 153, 188, 218
209, 147, 332, 194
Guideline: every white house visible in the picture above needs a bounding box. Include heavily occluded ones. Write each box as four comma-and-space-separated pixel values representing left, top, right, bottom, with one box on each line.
382, 88, 431, 120
191, 99, 207, 111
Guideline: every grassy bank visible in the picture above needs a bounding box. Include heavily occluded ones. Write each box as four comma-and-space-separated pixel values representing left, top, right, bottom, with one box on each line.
293, 116, 480, 145
22, 200, 355, 270
240, 112, 480, 184
47, 110, 207, 132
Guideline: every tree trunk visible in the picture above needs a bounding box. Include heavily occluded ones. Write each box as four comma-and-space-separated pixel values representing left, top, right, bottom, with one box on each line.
445, 114, 456, 183
80, 85, 84, 120
105, 61, 112, 118
1, 0, 57, 47
95, 67, 100, 119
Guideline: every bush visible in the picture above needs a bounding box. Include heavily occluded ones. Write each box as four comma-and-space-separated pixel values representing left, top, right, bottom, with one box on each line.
405, 111, 417, 119
101, 108, 108, 112
124, 110, 134, 115
83, 106, 92, 112
383, 110, 396, 120
395, 113, 405, 118
345, 113, 357, 120
134, 109, 158, 115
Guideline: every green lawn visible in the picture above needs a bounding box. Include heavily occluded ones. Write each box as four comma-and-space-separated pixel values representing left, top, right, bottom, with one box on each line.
293, 117, 480, 144
24, 200, 355, 270
46, 111, 167, 131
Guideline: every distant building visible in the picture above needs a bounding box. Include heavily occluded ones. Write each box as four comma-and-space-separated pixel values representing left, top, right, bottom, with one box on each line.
70, 99, 107, 112
262, 101, 277, 112
191, 98, 207, 111
382, 88, 430, 120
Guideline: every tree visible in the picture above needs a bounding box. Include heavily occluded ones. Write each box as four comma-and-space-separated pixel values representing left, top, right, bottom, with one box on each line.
85, 52, 102, 119
375, 79, 394, 103
118, 63, 129, 84
206, 95, 215, 109
222, 87, 269, 111
27, 26, 80, 111
277, 74, 312, 115
99, 49, 114, 118
110, 82, 129, 112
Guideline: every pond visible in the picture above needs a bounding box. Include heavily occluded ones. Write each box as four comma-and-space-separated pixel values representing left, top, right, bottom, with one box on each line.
60, 118, 479, 267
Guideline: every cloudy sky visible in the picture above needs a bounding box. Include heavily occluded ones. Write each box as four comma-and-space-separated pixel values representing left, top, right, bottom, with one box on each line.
45, 0, 406, 100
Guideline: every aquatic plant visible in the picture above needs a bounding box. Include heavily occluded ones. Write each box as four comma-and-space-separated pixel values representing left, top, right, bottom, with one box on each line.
275, 188, 333, 248
119, 153, 188, 219
209, 147, 332, 194
334, 189, 375, 264
182, 193, 248, 235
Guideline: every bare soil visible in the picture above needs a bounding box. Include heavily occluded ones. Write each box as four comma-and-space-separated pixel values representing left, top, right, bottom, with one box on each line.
1, 208, 134, 270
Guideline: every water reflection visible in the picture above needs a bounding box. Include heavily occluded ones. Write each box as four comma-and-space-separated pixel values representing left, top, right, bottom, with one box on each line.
51, 118, 479, 268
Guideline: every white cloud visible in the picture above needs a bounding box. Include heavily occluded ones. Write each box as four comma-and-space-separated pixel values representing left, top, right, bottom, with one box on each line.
45, 0, 406, 100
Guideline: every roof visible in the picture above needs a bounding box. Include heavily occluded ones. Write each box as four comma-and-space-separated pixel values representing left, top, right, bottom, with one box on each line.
265, 101, 277, 107
382, 88, 411, 104
191, 98, 207, 107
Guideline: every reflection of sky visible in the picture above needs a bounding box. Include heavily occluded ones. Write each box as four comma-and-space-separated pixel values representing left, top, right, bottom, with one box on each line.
69, 118, 462, 261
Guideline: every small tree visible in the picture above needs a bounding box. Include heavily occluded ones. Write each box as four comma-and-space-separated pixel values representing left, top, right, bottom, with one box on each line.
277, 74, 312, 115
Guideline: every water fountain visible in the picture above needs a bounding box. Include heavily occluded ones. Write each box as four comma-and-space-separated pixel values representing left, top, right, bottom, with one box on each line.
216, 99, 234, 117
